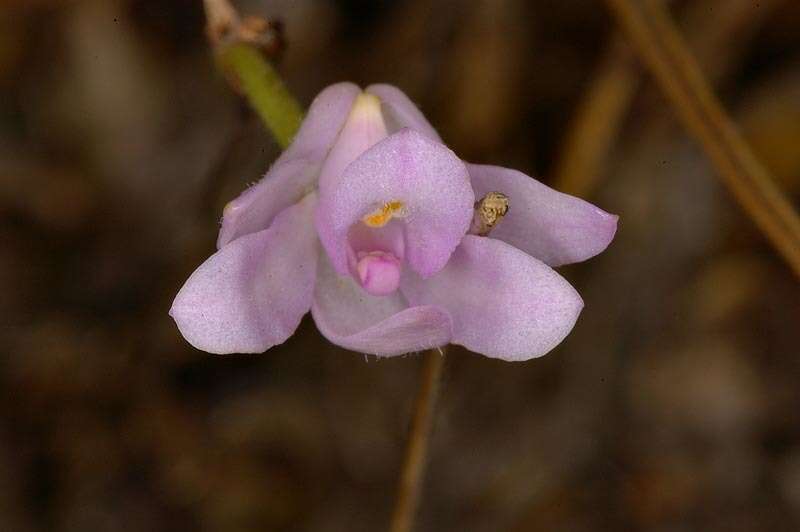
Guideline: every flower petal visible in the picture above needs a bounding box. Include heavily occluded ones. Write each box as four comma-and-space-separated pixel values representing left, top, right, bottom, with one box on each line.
317, 92, 389, 197
311, 254, 451, 356
468, 164, 618, 266
217, 82, 360, 248
171, 194, 318, 354
401, 235, 583, 361
366, 84, 441, 142
316, 128, 474, 278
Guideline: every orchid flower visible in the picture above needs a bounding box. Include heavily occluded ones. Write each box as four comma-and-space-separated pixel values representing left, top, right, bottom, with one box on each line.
170, 83, 617, 361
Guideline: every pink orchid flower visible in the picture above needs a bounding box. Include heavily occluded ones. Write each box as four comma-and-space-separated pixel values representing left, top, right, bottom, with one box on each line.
170, 83, 617, 361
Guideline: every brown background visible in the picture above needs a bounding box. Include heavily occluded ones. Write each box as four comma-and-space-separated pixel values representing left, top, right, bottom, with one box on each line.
2, 0, 800, 530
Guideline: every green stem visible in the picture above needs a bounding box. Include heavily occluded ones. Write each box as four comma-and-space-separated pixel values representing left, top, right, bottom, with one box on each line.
217, 43, 304, 149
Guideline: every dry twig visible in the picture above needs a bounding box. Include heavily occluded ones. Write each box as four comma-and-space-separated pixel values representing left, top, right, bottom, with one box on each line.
605, 0, 800, 276
389, 348, 445, 532
552, 35, 639, 197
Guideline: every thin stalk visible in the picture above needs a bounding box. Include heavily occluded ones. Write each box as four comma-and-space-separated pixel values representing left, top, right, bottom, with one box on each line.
203, 0, 303, 149
216, 44, 303, 150
389, 348, 446, 532
604, 0, 800, 277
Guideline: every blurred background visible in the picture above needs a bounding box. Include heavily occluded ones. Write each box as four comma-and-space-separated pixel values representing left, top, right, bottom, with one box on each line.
2, 0, 800, 530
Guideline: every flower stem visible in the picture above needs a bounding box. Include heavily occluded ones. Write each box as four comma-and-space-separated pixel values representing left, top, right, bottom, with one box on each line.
604, 0, 800, 277
203, 0, 303, 150
389, 348, 445, 532
216, 43, 303, 150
